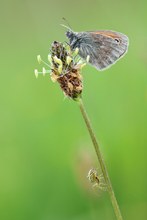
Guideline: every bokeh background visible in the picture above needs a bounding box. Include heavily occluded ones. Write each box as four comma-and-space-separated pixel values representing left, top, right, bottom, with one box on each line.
0, 0, 147, 219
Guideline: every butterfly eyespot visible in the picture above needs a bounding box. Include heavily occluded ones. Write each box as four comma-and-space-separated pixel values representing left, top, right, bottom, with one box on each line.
115, 38, 120, 43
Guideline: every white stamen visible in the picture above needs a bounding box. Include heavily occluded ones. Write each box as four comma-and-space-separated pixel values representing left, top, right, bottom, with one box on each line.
42, 67, 46, 76
80, 63, 86, 69
50, 73, 58, 82
58, 64, 63, 74
37, 55, 42, 64
48, 54, 52, 64
66, 56, 72, 65
74, 48, 79, 55
66, 45, 71, 53
77, 60, 83, 65
53, 56, 62, 65
37, 55, 51, 68
34, 69, 39, 78
86, 55, 90, 63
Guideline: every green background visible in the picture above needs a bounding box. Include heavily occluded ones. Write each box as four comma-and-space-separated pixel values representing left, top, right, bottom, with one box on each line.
0, 0, 147, 219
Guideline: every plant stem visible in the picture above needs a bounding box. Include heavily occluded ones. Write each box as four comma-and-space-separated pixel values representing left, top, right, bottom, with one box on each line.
77, 98, 123, 220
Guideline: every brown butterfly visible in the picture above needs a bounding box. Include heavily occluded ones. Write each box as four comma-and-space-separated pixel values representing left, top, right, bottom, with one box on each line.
66, 29, 129, 71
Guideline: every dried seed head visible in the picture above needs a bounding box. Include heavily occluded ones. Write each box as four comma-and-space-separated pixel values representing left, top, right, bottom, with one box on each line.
56, 69, 83, 99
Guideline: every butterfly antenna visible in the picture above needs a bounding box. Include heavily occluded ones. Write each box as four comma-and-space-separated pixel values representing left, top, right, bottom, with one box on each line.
61, 17, 73, 32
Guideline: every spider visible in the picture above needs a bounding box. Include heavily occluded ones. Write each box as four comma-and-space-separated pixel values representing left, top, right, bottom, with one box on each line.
87, 168, 107, 191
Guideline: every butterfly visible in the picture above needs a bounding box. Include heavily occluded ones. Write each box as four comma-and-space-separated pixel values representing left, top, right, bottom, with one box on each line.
66, 29, 129, 71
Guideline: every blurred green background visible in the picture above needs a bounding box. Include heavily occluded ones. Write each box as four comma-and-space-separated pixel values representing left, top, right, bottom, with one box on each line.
0, 0, 147, 219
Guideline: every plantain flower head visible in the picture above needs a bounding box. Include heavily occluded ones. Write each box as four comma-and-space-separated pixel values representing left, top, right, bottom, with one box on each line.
35, 41, 87, 100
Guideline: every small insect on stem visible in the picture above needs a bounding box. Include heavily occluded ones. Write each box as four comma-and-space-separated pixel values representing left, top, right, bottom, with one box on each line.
87, 168, 107, 191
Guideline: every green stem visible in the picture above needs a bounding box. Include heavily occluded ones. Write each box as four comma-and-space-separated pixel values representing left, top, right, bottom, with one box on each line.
77, 98, 123, 220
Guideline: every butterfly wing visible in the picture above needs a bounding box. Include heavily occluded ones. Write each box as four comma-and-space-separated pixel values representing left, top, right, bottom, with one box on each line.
78, 30, 129, 70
